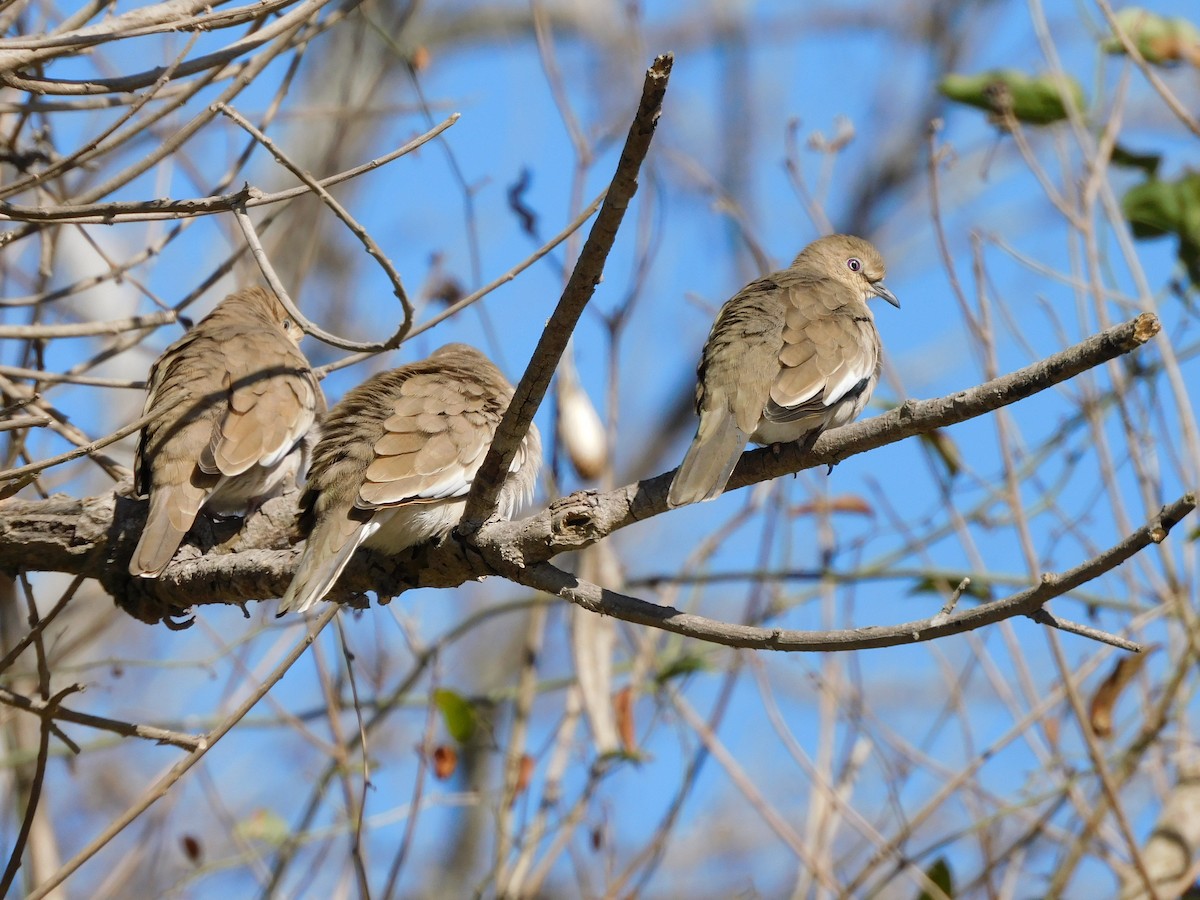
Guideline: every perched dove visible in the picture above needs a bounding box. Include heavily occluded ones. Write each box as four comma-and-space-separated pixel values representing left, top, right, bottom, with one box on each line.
278, 343, 541, 614
129, 287, 324, 577
667, 234, 899, 507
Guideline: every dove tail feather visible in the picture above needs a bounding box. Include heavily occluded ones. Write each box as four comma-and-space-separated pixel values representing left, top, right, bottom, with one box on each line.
278, 520, 369, 614
129, 494, 190, 577
667, 411, 749, 507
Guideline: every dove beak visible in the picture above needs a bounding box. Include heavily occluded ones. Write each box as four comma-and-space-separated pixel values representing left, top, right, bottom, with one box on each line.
872, 282, 901, 308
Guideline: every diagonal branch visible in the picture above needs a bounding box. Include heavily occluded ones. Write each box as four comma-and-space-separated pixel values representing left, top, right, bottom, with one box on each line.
26, 606, 339, 900
0, 687, 204, 751
489, 494, 1193, 652
480, 312, 1164, 564
0, 313, 1170, 626
462, 52, 673, 523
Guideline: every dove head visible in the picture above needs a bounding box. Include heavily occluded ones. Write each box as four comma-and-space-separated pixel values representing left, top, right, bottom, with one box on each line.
793, 234, 900, 309
218, 286, 305, 345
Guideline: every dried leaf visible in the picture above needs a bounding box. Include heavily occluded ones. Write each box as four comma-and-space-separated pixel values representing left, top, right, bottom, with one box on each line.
557, 357, 607, 480
514, 754, 535, 799
573, 545, 621, 754
613, 686, 636, 754
1043, 715, 1061, 751
506, 167, 538, 238
1089, 651, 1150, 738
410, 45, 432, 72
180, 834, 203, 865
792, 494, 874, 516
431, 744, 458, 780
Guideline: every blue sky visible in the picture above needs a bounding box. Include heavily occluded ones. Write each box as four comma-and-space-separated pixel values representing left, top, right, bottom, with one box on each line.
10, 0, 1200, 895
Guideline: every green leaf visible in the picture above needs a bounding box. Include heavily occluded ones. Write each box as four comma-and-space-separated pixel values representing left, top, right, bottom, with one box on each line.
1121, 173, 1200, 286
939, 70, 1085, 125
1122, 178, 1184, 239
1111, 144, 1161, 177
1102, 8, 1200, 67
919, 429, 962, 479
916, 857, 954, 900
908, 576, 991, 602
1180, 240, 1200, 287
434, 688, 477, 743
655, 653, 710, 685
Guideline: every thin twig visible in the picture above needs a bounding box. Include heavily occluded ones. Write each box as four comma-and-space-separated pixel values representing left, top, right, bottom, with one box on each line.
231, 204, 397, 353
0, 687, 205, 751
0, 415, 50, 432
317, 189, 606, 377
27, 606, 338, 900
0, 365, 142, 389
494, 495, 1191, 653
0, 113, 458, 232
1027, 609, 1141, 652
0, 312, 175, 338
217, 101, 412, 344
0, 410, 153, 484
462, 53, 673, 523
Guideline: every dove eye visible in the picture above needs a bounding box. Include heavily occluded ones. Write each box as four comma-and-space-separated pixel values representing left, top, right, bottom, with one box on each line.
847, 257, 862, 272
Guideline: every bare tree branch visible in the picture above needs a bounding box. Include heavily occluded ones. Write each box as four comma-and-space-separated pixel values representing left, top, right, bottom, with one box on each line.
0, 313, 1175, 647
486, 493, 1191, 652
26, 606, 338, 900
462, 52, 674, 523
0, 687, 205, 751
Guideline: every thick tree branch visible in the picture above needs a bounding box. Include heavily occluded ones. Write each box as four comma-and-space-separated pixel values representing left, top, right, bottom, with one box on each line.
489, 312, 1164, 563
483, 494, 1192, 652
462, 52, 673, 522
0, 313, 1172, 631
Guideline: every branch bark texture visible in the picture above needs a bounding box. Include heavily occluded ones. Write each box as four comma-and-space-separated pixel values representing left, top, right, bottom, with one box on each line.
0, 314, 1183, 652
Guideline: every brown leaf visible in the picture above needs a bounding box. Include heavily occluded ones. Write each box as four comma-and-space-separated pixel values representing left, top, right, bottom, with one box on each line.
791, 494, 874, 517
506, 168, 538, 238
614, 686, 636, 753
181, 834, 203, 865
1089, 651, 1151, 738
513, 754, 535, 799
431, 744, 458, 780
410, 45, 431, 72
1043, 715, 1060, 750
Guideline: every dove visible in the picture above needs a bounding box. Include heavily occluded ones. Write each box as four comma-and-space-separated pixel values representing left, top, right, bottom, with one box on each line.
278, 343, 541, 614
667, 234, 899, 507
129, 287, 324, 577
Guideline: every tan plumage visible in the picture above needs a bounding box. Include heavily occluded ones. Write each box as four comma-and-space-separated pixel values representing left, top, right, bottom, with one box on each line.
667, 234, 899, 507
278, 343, 542, 614
129, 287, 324, 577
